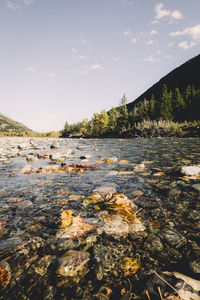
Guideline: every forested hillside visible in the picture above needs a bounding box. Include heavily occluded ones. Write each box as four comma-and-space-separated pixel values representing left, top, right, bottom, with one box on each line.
62, 54, 200, 138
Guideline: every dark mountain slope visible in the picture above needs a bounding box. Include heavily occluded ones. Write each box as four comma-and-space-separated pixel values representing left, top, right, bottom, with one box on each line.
0, 112, 31, 132
127, 54, 200, 110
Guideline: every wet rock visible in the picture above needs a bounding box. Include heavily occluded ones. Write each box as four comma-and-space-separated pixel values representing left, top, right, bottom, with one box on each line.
18, 143, 29, 150
143, 271, 200, 300
189, 259, 200, 274
26, 154, 38, 162
0, 237, 22, 256
121, 257, 141, 276
80, 154, 92, 160
159, 228, 187, 248
101, 214, 129, 236
192, 184, 200, 192
15, 200, 33, 209
143, 235, 164, 253
72, 161, 101, 168
34, 255, 56, 276
181, 166, 200, 177
37, 165, 59, 174
50, 142, 59, 149
57, 214, 97, 239
104, 157, 118, 163
55, 250, 90, 286
0, 261, 11, 289
93, 185, 116, 197
19, 164, 36, 174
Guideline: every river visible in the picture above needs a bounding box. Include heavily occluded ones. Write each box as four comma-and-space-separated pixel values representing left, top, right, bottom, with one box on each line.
0, 137, 200, 299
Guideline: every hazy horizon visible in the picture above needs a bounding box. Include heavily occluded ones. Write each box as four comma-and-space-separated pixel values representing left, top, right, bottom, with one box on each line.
1, 0, 200, 132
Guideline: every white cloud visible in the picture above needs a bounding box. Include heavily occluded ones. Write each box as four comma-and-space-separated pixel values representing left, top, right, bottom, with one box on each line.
170, 24, 200, 49
80, 70, 89, 75
90, 64, 104, 70
150, 30, 157, 35
25, 67, 36, 71
166, 42, 174, 47
165, 54, 172, 59
146, 40, 154, 45
77, 55, 88, 60
47, 73, 56, 78
154, 3, 183, 21
131, 38, 137, 44
171, 10, 183, 20
156, 50, 162, 55
6, 1, 20, 10
112, 56, 120, 61
24, 0, 34, 5
178, 41, 196, 50
123, 31, 131, 36
170, 24, 200, 41
155, 3, 170, 19
144, 55, 159, 62
71, 48, 77, 53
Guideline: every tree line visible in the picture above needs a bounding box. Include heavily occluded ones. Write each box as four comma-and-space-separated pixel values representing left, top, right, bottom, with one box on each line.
62, 84, 200, 138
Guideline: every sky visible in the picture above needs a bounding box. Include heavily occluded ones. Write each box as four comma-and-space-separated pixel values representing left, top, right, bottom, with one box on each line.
0, 0, 200, 132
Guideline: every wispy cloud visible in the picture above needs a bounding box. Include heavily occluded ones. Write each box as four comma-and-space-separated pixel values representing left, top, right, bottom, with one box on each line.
146, 40, 154, 45
166, 42, 174, 47
25, 67, 36, 71
77, 55, 88, 60
170, 24, 200, 49
154, 3, 183, 21
144, 55, 159, 63
47, 73, 56, 78
150, 30, 157, 35
112, 56, 120, 61
90, 64, 104, 70
123, 31, 131, 36
131, 38, 137, 44
24, 0, 34, 5
71, 48, 77, 53
6, 1, 20, 10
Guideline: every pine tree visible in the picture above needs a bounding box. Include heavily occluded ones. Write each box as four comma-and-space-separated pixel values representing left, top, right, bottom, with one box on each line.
159, 84, 173, 120
173, 87, 185, 121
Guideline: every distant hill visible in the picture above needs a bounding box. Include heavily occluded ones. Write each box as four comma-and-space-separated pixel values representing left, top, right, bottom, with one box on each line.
127, 54, 200, 110
0, 112, 31, 133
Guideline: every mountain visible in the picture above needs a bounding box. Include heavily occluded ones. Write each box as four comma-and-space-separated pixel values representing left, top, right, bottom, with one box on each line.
0, 112, 31, 133
127, 54, 200, 110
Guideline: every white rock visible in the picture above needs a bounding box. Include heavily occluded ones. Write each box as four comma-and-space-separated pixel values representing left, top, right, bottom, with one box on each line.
181, 166, 200, 176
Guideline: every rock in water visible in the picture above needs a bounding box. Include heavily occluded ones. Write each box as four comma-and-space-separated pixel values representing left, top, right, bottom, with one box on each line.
56, 250, 90, 286
0, 261, 11, 289
181, 166, 200, 176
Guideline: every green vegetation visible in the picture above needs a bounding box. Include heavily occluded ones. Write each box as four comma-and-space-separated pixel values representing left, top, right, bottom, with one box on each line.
62, 85, 200, 138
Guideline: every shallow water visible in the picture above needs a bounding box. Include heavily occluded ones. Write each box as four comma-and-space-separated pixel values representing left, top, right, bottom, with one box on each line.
0, 137, 200, 299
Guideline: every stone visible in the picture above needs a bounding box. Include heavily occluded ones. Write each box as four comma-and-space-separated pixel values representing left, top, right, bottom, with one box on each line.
0, 261, 11, 288
0, 237, 22, 256
92, 185, 116, 196
56, 250, 90, 285
189, 260, 200, 274
159, 228, 187, 248
50, 142, 59, 149
19, 164, 36, 174
80, 154, 92, 160
26, 154, 38, 162
57, 215, 97, 239
192, 184, 200, 192
181, 166, 200, 177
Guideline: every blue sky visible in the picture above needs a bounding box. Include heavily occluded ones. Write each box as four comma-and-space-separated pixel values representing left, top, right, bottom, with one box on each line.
0, 0, 200, 131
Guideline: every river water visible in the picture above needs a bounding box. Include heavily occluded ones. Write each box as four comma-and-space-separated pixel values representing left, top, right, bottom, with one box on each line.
0, 137, 200, 299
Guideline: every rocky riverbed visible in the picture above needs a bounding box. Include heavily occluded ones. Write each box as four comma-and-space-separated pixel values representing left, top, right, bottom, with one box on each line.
0, 137, 200, 300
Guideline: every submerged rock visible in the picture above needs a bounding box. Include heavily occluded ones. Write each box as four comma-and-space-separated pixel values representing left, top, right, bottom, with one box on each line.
18, 164, 36, 174
57, 213, 97, 239
0, 261, 11, 289
55, 250, 90, 287
181, 166, 200, 177
93, 185, 116, 197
